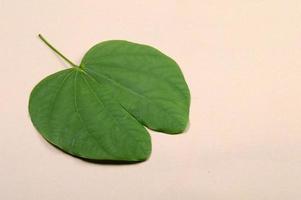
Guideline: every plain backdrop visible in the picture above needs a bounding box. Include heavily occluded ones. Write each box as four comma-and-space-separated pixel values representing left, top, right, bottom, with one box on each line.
1, 0, 301, 199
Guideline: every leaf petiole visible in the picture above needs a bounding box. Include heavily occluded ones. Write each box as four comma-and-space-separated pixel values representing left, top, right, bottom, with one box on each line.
38, 34, 78, 68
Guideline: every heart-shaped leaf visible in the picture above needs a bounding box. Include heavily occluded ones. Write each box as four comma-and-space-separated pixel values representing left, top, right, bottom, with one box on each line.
29, 35, 190, 162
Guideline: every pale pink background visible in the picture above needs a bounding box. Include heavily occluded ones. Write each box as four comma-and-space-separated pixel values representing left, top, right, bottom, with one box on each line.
1, 0, 301, 199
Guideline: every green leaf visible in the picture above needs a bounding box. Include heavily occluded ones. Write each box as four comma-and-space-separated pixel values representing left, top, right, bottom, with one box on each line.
29, 34, 190, 162
81, 40, 190, 133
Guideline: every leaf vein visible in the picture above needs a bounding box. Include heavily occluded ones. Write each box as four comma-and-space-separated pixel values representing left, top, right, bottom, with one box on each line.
85, 68, 183, 124
73, 71, 111, 157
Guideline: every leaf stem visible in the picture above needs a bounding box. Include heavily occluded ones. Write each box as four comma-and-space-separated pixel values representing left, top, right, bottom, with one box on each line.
38, 34, 78, 67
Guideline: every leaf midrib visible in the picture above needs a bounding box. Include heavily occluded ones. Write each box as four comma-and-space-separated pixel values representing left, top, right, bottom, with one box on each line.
84, 61, 189, 101
80, 72, 123, 135
73, 71, 114, 158
84, 68, 186, 127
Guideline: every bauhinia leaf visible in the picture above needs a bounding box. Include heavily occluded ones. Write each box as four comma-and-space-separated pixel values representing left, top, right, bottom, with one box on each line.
29, 34, 190, 162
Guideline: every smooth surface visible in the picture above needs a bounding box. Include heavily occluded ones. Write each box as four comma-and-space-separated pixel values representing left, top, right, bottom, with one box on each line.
82, 40, 190, 133
29, 69, 152, 161
1, 0, 301, 199
29, 39, 189, 161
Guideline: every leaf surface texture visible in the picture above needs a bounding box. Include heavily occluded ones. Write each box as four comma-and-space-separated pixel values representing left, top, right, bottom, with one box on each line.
29, 40, 190, 161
